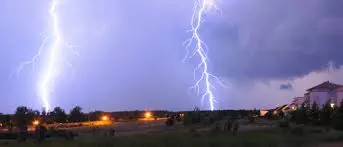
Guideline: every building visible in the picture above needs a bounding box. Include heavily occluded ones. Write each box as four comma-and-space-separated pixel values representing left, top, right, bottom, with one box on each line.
281, 81, 343, 112
306, 81, 343, 107
290, 97, 305, 109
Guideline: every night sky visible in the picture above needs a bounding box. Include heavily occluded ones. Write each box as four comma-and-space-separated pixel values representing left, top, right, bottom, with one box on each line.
1, 0, 343, 113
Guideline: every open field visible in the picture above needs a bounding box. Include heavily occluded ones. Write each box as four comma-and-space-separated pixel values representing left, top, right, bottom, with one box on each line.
1, 119, 343, 147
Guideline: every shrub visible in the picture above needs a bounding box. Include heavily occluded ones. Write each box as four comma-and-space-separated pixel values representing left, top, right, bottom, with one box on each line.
183, 113, 192, 126
165, 118, 174, 126
248, 115, 255, 123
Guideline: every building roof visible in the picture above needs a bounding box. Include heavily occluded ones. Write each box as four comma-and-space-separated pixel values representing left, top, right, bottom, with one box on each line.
292, 97, 304, 103
306, 81, 343, 92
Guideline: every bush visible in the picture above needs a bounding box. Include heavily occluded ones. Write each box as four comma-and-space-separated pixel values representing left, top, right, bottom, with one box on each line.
183, 113, 192, 126
165, 118, 174, 126
248, 115, 255, 123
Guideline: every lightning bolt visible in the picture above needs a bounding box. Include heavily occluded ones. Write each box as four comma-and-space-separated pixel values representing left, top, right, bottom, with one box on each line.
184, 0, 224, 111
15, 0, 77, 112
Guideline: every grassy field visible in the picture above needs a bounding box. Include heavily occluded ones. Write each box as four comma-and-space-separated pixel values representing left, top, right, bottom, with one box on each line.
1, 125, 343, 147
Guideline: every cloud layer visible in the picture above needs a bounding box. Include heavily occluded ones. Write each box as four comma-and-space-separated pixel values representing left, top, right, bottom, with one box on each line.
206, 0, 343, 80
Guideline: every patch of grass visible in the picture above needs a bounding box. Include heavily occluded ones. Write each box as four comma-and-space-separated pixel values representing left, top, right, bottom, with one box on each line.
2, 128, 342, 147
290, 126, 305, 136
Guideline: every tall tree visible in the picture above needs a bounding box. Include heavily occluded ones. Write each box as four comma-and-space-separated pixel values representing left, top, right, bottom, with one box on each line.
51, 107, 67, 123
69, 106, 86, 122
13, 106, 35, 127
294, 104, 309, 124
320, 102, 333, 130
309, 101, 320, 124
332, 100, 343, 130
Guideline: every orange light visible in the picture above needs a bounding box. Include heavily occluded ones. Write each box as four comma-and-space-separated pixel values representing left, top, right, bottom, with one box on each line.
101, 116, 109, 121
145, 112, 152, 118
33, 120, 39, 126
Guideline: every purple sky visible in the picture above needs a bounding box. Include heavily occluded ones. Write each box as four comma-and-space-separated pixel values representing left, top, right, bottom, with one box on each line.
1, 0, 343, 113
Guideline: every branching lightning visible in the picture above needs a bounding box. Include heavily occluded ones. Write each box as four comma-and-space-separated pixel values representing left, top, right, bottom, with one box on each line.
15, 0, 76, 112
184, 0, 224, 111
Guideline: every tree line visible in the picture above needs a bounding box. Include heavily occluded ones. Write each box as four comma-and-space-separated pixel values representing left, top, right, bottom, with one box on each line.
0, 106, 88, 128
0, 106, 173, 128
288, 100, 343, 130
0, 106, 259, 128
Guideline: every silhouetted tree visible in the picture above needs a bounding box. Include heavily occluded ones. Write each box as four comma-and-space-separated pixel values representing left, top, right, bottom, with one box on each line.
320, 102, 333, 130
0, 114, 11, 127
41, 108, 47, 116
294, 104, 309, 124
69, 106, 86, 122
88, 111, 103, 121
332, 100, 343, 130
13, 106, 35, 127
309, 101, 320, 125
13, 106, 38, 142
50, 107, 67, 123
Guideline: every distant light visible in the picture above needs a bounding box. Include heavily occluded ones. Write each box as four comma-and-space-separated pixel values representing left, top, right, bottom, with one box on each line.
292, 106, 297, 110
330, 103, 335, 108
145, 112, 152, 118
101, 116, 109, 121
33, 120, 40, 126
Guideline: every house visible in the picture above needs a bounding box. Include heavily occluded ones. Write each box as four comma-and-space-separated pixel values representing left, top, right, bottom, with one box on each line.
273, 104, 288, 115
306, 81, 343, 107
290, 97, 305, 109
280, 81, 343, 112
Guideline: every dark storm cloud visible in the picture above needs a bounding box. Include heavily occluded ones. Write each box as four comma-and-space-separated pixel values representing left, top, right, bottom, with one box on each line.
207, 0, 343, 80
280, 83, 293, 91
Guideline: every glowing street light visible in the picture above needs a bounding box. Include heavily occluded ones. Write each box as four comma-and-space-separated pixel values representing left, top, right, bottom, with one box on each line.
101, 115, 109, 121
144, 112, 152, 118
32, 120, 40, 126
330, 103, 335, 108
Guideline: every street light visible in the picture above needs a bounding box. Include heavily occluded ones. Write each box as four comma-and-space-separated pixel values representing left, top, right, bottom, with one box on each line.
101, 115, 109, 121
32, 120, 40, 126
330, 103, 335, 108
144, 112, 152, 118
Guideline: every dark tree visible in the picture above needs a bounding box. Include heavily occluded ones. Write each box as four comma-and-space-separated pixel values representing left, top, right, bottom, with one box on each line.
320, 102, 333, 130
88, 111, 103, 121
309, 101, 320, 125
13, 106, 35, 127
69, 106, 86, 122
0, 114, 11, 127
332, 100, 343, 130
293, 104, 309, 124
50, 107, 68, 123
13, 106, 37, 142
41, 108, 47, 116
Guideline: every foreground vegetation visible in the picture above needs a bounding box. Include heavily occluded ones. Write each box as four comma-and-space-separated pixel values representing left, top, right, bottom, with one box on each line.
1, 101, 343, 146
0, 126, 343, 147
